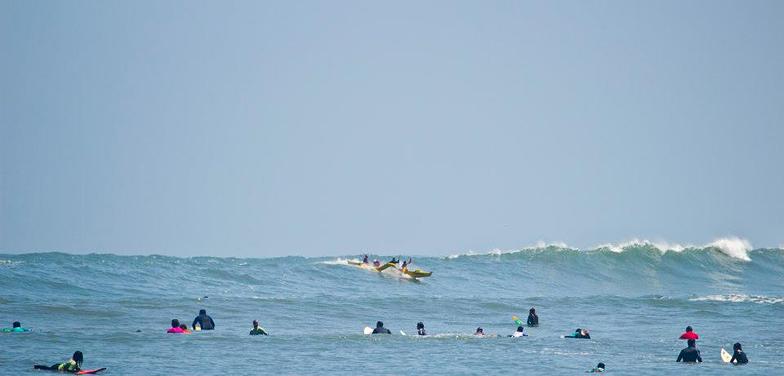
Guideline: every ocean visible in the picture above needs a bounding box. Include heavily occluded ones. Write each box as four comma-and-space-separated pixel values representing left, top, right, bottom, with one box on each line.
1, 240, 782, 375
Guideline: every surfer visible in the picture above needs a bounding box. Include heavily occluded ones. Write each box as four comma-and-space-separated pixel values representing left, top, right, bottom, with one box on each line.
362, 254, 369, 264
566, 328, 590, 339
416, 322, 426, 336
167, 319, 185, 333
474, 327, 485, 336
679, 326, 699, 340
730, 343, 748, 364
2, 321, 30, 332
249, 320, 268, 335
372, 259, 381, 267
510, 326, 527, 337
401, 260, 409, 273
33, 351, 83, 372
371, 321, 391, 334
527, 308, 539, 327
588, 362, 605, 373
676, 339, 703, 363
192, 309, 215, 330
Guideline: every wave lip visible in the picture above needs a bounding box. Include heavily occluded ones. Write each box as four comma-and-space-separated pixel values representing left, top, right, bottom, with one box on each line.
446, 241, 576, 259
446, 237, 754, 261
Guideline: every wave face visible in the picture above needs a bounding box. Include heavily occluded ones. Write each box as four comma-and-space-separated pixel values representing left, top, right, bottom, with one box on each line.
2, 248, 783, 375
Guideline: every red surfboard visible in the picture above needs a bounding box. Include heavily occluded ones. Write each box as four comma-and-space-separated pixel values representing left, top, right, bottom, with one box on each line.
77, 368, 107, 375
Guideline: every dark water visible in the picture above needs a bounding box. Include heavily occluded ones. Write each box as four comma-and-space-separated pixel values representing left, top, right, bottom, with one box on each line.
1, 244, 782, 375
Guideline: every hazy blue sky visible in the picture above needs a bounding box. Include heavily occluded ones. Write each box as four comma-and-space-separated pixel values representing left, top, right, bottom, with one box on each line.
2, 0, 782, 256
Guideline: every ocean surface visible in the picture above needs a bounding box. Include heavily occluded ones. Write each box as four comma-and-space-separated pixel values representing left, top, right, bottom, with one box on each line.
1, 240, 783, 375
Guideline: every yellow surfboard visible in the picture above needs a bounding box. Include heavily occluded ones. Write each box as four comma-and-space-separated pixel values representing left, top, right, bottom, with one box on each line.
721, 348, 732, 363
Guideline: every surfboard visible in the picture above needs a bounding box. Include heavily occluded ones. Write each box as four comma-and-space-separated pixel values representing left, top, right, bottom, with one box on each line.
721, 348, 732, 363
512, 315, 524, 327
363, 326, 373, 335
400, 330, 407, 336
77, 368, 107, 375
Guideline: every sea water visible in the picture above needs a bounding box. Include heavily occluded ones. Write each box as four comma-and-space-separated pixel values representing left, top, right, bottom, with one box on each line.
1, 241, 782, 375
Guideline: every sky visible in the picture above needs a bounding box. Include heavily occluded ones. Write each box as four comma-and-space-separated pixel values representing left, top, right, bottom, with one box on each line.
1, 0, 782, 257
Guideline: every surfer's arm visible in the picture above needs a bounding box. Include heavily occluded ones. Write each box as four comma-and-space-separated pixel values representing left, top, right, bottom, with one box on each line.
676, 350, 684, 362
696, 351, 702, 363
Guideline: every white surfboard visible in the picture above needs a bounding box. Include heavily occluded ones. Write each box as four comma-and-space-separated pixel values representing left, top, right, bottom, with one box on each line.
400, 330, 407, 336
721, 348, 732, 363
363, 326, 373, 335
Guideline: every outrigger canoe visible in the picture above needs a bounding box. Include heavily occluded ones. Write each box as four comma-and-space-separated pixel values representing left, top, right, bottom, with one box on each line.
402, 269, 432, 279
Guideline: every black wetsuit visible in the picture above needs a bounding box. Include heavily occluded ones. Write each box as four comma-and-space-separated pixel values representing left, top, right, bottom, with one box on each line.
372, 326, 391, 334
731, 350, 748, 364
677, 346, 703, 363
417, 328, 426, 336
192, 314, 215, 330
527, 313, 538, 326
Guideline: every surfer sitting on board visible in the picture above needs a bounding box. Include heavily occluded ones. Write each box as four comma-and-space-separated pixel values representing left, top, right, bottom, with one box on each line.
527, 308, 539, 327
588, 362, 605, 373
167, 319, 185, 333
192, 309, 215, 330
730, 343, 748, 364
249, 320, 268, 335
371, 321, 391, 334
474, 327, 485, 336
416, 322, 426, 336
676, 339, 702, 363
34, 351, 83, 372
679, 326, 699, 340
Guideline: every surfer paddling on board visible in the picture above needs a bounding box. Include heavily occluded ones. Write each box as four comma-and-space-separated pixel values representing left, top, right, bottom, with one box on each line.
676, 339, 703, 363
2, 321, 30, 332
509, 326, 527, 337
34, 351, 83, 372
566, 328, 590, 339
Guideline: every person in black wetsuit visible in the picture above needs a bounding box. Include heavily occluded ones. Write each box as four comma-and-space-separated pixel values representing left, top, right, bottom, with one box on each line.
372, 321, 391, 334
527, 307, 539, 327
192, 309, 215, 330
416, 322, 426, 336
730, 342, 748, 365
676, 339, 702, 363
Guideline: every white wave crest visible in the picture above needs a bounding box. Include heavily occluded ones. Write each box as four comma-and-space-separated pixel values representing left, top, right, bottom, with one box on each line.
689, 294, 783, 305
592, 237, 752, 261
448, 237, 754, 261
446, 241, 576, 259
707, 237, 752, 261
319, 258, 354, 265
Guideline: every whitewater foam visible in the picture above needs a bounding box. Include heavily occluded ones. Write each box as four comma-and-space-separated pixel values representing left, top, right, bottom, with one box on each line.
689, 294, 783, 305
